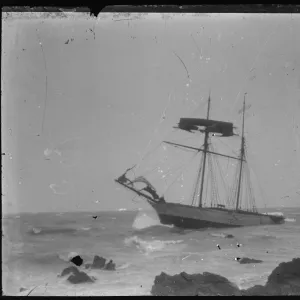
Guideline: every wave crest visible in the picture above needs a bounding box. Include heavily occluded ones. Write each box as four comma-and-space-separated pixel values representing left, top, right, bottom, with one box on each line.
285, 218, 296, 223
132, 212, 161, 230
124, 235, 183, 254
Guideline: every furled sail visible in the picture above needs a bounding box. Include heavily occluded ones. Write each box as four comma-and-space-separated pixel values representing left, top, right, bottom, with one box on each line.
176, 118, 235, 136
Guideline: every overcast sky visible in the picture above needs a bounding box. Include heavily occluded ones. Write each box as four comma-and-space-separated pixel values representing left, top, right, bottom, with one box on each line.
2, 12, 300, 214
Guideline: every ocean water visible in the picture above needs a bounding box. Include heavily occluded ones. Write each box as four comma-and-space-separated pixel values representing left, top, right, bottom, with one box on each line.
2, 206, 300, 296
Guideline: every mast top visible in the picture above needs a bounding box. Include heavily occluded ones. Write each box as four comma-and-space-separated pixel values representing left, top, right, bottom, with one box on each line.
206, 90, 211, 120
241, 93, 247, 138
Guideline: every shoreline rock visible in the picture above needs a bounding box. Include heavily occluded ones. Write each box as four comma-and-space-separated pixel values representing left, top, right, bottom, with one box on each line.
151, 271, 241, 296
59, 266, 95, 284
151, 257, 300, 296
235, 257, 263, 264
84, 255, 116, 271
70, 255, 83, 267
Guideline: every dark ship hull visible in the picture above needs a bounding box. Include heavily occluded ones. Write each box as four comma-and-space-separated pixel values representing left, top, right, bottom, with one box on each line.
149, 201, 284, 229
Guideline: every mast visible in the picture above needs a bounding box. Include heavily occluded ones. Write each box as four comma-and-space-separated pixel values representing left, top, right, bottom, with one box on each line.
198, 92, 211, 207
235, 93, 246, 211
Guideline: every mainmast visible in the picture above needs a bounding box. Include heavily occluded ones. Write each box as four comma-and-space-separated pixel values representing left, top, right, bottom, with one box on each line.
198, 93, 211, 207
235, 93, 246, 211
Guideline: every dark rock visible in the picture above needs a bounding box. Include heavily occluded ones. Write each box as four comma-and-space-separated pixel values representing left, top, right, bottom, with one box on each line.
19, 287, 27, 292
59, 266, 95, 284
92, 255, 106, 269
263, 257, 300, 295
104, 259, 116, 271
151, 257, 300, 296
70, 255, 83, 267
59, 266, 80, 277
267, 257, 300, 285
84, 255, 116, 271
235, 257, 263, 264
67, 272, 94, 284
241, 285, 272, 296
225, 234, 234, 239
151, 271, 241, 296
242, 258, 300, 295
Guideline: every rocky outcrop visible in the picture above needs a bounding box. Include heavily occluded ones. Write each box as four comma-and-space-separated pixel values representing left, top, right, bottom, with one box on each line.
151, 271, 241, 296
84, 255, 116, 271
59, 266, 95, 284
70, 255, 83, 267
151, 258, 300, 296
242, 257, 300, 296
235, 257, 263, 264
104, 259, 116, 270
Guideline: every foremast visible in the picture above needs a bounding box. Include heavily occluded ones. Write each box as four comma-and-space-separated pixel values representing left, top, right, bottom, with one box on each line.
198, 93, 211, 207
235, 93, 247, 211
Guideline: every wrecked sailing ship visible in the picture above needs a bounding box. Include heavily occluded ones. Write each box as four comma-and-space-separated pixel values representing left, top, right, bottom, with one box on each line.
115, 94, 285, 229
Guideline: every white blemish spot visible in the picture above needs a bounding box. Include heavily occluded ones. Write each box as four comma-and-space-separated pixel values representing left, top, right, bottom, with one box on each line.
44, 148, 52, 157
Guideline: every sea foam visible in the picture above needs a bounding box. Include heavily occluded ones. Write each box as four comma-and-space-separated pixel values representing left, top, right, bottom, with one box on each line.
124, 236, 183, 254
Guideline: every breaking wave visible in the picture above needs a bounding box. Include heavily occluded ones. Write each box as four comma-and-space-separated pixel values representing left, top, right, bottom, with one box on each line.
124, 235, 183, 254
265, 212, 284, 216
28, 227, 78, 236
79, 227, 91, 231
132, 212, 161, 230
132, 211, 173, 230
285, 218, 296, 223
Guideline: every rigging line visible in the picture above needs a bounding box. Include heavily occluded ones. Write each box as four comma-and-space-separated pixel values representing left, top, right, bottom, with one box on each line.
226, 157, 230, 175
163, 151, 199, 195
244, 150, 257, 210
36, 28, 48, 135
139, 142, 163, 165
165, 143, 203, 154
207, 153, 214, 206
160, 152, 196, 181
232, 164, 240, 207
191, 153, 204, 206
210, 153, 220, 206
172, 50, 190, 81
172, 134, 202, 144
250, 162, 267, 209
245, 148, 267, 208
245, 164, 254, 211
157, 149, 198, 184
214, 136, 239, 156
204, 154, 210, 207
231, 22, 282, 116
210, 143, 229, 196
